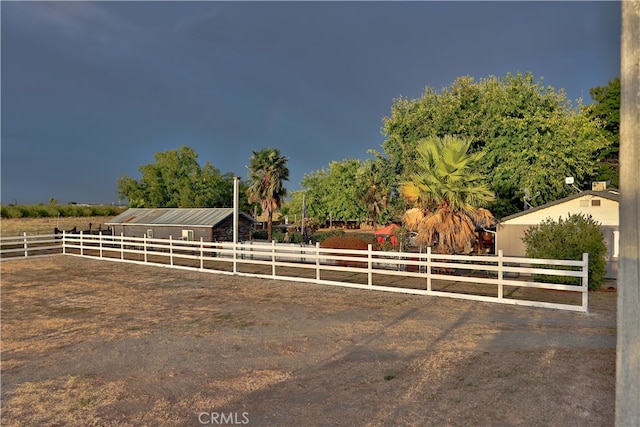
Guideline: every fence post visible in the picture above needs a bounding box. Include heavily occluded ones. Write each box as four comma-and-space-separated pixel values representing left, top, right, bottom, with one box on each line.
426, 247, 432, 292
23, 232, 28, 257
120, 232, 124, 260
497, 250, 504, 299
272, 240, 276, 278
233, 240, 238, 274
99, 231, 103, 258
62, 230, 66, 255
200, 237, 204, 270
80, 231, 84, 256
582, 252, 589, 312
367, 244, 373, 286
169, 235, 173, 266
144, 234, 148, 263
316, 242, 321, 282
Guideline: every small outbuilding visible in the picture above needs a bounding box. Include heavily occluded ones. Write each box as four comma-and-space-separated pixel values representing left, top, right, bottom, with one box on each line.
105, 208, 256, 242
496, 189, 620, 278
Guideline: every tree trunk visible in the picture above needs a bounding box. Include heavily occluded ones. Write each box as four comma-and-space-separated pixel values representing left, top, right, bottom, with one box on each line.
267, 209, 273, 242
616, 2, 640, 425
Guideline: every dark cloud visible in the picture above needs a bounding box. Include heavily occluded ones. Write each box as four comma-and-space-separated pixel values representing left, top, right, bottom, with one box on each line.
1, 1, 620, 204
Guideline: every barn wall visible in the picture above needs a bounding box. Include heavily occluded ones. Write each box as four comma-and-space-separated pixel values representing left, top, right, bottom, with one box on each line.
212, 216, 253, 241
496, 224, 529, 257
112, 225, 213, 241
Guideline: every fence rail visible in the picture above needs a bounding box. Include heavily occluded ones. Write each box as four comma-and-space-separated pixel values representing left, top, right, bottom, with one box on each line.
0, 232, 589, 312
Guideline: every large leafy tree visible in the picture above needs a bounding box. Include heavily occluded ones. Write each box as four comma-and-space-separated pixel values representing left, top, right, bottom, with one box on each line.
287, 160, 366, 226
116, 146, 246, 208
382, 72, 608, 218
284, 158, 396, 228
356, 158, 395, 229
246, 148, 289, 241
400, 136, 495, 254
585, 77, 620, 186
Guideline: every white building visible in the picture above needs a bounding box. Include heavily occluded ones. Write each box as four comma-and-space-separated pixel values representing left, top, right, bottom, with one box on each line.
496, 189, 620, 278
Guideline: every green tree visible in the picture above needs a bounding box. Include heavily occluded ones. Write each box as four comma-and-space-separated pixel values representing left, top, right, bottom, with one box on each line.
522, 213, 607, 290
382, 72, 608, 218
585, 77, 620, 186
246, 148, 289, 241
287, 159, 388, 228
400, 136, 495, 254
356, 159, 396, 229
116, 146, 245, 209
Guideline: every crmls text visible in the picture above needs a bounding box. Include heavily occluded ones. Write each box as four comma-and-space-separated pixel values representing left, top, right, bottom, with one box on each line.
198, 411, 250, 425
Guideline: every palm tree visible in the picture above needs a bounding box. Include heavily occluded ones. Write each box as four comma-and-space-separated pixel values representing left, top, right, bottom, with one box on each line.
400, 136, 495, 254
247, 148, 289, 241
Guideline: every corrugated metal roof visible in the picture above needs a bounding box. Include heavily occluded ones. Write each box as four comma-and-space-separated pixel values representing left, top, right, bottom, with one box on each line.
106, 208, 256, 227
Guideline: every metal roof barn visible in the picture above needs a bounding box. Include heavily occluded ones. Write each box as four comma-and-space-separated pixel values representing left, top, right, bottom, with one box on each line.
106, 208, 256, 242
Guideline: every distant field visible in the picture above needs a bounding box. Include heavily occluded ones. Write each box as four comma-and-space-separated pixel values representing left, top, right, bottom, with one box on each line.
0, 216, 116, 237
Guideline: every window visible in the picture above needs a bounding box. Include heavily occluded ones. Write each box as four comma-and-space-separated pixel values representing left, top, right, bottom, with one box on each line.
579, 200, 589, 207
182, 230, 194, 241
591, 199, 601, 207
613, 230, 619, 258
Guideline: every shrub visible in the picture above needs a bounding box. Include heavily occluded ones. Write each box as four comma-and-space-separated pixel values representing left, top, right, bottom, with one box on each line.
311, 229, 345, 243
320, 235, 370, 250
0, 205, 23, 218
320, 234, 370, 268
522, 213, 607, 290
251, 229, 285, 242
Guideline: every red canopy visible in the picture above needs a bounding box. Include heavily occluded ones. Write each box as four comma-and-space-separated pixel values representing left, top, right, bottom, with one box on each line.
373, 224, 400, 235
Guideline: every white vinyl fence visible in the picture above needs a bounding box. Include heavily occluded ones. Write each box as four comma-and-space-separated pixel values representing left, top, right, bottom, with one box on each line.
0, 231, 589, 312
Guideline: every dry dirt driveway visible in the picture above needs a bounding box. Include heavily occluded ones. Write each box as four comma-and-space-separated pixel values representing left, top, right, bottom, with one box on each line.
1, 256, 616, 426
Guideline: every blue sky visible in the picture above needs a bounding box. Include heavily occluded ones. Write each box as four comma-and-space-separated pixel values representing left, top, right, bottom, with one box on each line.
1, 1, 621, 205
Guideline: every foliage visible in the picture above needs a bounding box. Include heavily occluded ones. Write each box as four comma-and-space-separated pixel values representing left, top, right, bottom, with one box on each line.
522, 213, 607, 290
400, 136, 495, 254
246, 148, 289, 241
584, 77, 620, 186
283, 158, 398, 228
1, 204, 126, 219
356, 158, 396, 228
382, 72, 608, 218
320, 234, 370, 250
401, 136, 495, 211
116, 146, 248, 210
311, 229, 345, 243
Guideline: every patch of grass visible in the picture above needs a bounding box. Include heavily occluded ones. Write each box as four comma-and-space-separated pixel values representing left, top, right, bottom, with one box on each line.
497, 369, 512, 378
235, 321, 254, 330
384, 374, 395, 381
464, 377, 478, 387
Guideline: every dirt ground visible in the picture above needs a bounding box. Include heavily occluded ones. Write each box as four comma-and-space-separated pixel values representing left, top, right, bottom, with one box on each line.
1, 255, 616, 426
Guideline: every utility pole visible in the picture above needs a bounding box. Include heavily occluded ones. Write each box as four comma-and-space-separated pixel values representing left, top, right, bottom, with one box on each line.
616, 2, 640, 425
301, 194, 306, 243
233, 176, 239, 244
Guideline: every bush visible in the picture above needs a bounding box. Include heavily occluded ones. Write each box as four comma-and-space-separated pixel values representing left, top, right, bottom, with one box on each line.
522, 213, 607, 291
320, 235, 370, 250
0, 204, 127, 218
311, 229, 345, 243
0, 205, 23, 218
251, 229, 285, 242
320, 234, 370, 268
